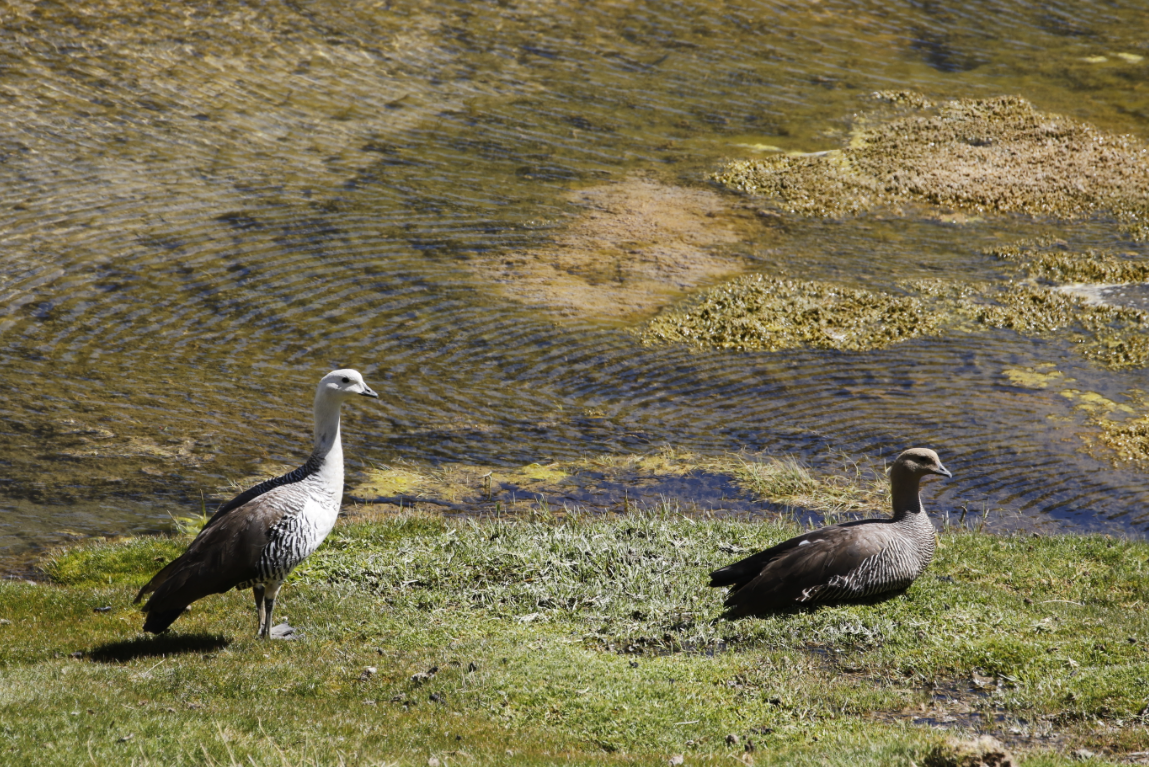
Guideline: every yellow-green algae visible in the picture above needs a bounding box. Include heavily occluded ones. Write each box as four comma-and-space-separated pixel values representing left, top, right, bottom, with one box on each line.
987, 241, 1149, 285
343, 448, 884, 522
351, 467, 429, 498
641, 275, 940, 352
349, 461, 571, 507
1001, 365, 1073, 390
1060, 388, 1149, 465
641, 274, 1149, 369
1095, 414, 1149, 464
714, 94, 1149, 232
996, 367, 1149, 465
1058, 390, 1136, 417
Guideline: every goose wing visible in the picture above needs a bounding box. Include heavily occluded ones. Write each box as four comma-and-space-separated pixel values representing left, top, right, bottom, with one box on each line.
712, 520, 893, 617
134, 489, 290, 625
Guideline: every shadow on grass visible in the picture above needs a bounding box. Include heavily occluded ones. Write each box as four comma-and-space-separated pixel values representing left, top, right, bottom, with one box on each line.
719, 587, 911, 621
88, 633, 229, 662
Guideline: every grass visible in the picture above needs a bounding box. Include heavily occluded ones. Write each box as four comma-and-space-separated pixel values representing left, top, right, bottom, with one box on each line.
1, 508, 1147, 766
727, 453, 887, 520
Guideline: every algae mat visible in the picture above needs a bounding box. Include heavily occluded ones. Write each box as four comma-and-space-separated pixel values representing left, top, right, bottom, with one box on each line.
714, 94, 1149, 235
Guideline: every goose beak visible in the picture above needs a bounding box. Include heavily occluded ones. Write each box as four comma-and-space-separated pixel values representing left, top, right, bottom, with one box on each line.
361, 385, 379, 399
934, 464, 952, 478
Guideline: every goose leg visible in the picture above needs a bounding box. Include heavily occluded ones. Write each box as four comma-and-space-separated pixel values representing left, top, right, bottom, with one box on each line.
253, 584, 268, 638
264, 580, 295, 639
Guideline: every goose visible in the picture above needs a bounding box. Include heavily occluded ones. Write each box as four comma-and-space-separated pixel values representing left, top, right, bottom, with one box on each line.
710, 448, 951, 618
135, 369, 378, 638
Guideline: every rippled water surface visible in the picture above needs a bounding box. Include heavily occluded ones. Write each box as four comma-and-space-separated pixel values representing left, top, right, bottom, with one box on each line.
3, 0, 1149, 562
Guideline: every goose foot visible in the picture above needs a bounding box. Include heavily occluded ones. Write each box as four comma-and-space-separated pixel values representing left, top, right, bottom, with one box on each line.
269, 621, 298, 640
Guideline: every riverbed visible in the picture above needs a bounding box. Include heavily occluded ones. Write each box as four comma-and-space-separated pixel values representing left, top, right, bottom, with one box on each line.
2, 0, 1149, 564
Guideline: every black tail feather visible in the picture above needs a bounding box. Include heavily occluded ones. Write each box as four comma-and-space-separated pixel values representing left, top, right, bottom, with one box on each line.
709, 548, 779, 589
708, 563, 746, 588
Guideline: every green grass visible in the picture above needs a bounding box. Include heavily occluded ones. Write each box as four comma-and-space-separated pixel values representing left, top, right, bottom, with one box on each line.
1, 510, 1147, 765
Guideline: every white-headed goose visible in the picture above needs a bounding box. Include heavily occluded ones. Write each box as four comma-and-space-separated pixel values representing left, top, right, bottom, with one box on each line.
135, 369, 378, 638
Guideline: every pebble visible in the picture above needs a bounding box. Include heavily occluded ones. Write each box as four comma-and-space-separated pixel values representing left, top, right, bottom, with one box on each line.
411, 666, 438, 684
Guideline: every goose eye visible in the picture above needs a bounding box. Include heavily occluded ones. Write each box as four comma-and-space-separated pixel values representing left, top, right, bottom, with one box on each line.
341, 376, 350, 384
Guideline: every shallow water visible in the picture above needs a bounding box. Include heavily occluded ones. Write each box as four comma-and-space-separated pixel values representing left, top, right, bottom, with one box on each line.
3, 0, 1149, 564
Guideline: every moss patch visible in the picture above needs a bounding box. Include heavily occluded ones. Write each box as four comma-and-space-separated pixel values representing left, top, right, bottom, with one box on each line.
714, 94, 1149, 231
972, 284, 1144, 337
923, 735, 1015, 767
1080, 332, 1149, 370
1095, 414, 1149, 464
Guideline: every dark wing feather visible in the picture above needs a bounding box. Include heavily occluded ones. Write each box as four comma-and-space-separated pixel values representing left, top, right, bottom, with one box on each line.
711, 519, 891, 618
709, 528, 824, 589
134, 492, 289, 632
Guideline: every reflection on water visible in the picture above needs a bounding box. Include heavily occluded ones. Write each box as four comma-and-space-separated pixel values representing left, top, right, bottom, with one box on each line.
2, 0, 1149, 561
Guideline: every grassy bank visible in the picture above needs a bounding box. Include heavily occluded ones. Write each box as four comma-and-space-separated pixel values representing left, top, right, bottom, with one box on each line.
1, 509, 1147, 766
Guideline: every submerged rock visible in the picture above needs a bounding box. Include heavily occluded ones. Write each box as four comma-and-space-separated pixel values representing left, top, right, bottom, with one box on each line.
470, 177, 757, 320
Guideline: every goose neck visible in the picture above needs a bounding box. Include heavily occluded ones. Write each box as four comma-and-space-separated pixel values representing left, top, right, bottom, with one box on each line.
889, 468, 923, 521
312, 392, 344, 467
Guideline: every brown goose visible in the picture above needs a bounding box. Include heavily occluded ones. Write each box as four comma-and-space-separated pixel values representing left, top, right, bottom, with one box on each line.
710, 448, 951, 618
135, 369, 378, 638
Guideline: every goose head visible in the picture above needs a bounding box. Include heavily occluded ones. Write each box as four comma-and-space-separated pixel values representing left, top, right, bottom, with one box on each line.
317, 369, 378, 400
891, 447, 951, 479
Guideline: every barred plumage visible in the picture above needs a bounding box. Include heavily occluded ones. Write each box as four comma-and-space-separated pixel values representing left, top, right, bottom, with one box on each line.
135, 369, 378, 638
710, 448, 951, 618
